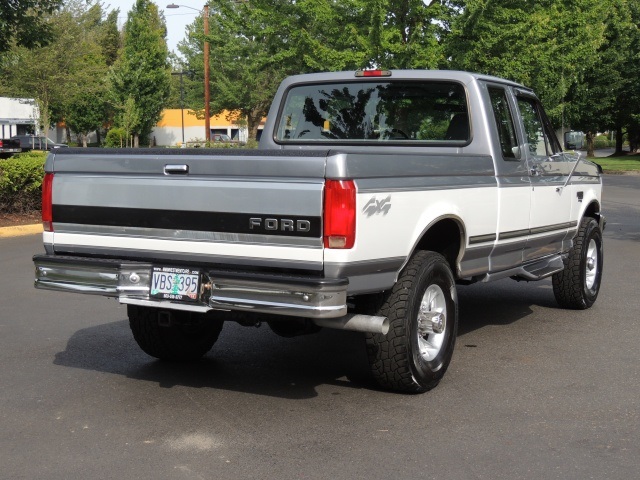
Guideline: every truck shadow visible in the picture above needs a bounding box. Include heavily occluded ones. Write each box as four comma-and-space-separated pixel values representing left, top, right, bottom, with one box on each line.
53, 279, 559, 399
456, 278, 558, 335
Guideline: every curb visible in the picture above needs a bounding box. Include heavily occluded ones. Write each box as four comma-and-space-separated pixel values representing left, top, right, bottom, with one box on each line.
0, 224, 43, 238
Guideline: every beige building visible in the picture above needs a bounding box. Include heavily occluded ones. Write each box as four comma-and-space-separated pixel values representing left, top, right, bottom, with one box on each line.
152, 109, 264, 146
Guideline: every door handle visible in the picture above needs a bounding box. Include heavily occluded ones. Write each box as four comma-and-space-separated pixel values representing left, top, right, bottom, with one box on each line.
164, 164, 189, 175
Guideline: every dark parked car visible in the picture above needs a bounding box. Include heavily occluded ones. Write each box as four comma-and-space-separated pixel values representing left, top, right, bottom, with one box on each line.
0, 138, 21, 159
11, 135, 67, 152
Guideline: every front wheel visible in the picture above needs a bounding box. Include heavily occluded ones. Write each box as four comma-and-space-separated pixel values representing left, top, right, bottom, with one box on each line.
552, 216, 603, 309
365, 251, 458, 393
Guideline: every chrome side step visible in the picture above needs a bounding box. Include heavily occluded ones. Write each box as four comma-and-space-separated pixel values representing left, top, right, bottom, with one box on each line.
480, 254, 566, 283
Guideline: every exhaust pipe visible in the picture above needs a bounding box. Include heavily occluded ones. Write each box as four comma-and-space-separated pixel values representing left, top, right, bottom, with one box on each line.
313, 314, 389, 335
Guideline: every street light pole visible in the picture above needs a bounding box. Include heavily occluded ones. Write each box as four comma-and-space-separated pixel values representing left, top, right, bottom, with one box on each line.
203, 4, 210, 143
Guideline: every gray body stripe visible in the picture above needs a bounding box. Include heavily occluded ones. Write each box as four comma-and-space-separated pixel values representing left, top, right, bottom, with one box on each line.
325, 152, 495, 179
356, 176, 496, 193
498, 221, 577, 241
324, 257, 405, 278
346, 272, 398, 294
490, 240, 528, 255
469, 234, 497, 245
530, 222, 578, 236
499, 229, 531, 240
524, 231, 573, 262
54, 224, 323, 248
459, 245, 493, 277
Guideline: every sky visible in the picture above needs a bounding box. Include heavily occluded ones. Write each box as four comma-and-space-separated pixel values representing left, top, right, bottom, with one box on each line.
103, 0, 202, 55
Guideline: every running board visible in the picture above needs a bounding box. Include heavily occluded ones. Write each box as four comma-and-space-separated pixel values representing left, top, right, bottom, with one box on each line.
480, 254, 566, 283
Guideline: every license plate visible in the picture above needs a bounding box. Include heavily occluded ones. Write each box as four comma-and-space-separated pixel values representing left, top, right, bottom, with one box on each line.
150, 267, 200, 302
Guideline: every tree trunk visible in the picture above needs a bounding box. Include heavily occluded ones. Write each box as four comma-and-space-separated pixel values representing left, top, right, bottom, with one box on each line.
246, 108, 263, 141
585, 131, 595, 158
82, 133, 88, 148
134, 133, 139, 148
614, 126, 624, 155
631, 126, 640, 153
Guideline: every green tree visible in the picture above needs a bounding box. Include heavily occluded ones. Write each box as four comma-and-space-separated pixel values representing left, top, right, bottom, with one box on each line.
0, 1, 109, 140
369, 0, 461, 69
178, 0, 463, 141
0, 0, 63, 53
446, 0, 640, 158
566, 0, 639, 156
2, 4, 87, 138
100, 9, 121, 67
447, 0, 607, 126
120, 96, 142, 147
60, 2, 110, 146
108, 0, 170, 147
179, 0, 369, 140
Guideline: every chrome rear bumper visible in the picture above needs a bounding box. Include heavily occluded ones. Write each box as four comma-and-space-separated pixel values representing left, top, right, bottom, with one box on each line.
33, 254, 348, 319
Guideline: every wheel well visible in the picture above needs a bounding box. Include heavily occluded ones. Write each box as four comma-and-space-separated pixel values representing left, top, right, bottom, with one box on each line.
583, 201, 601, 221
413, 218, 462, 275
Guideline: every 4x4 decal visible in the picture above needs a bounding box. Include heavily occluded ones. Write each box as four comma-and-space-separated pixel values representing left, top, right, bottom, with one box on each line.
363, 196, 392, 217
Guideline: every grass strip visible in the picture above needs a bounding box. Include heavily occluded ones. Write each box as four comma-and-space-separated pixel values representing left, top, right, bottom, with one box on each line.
590, 156, 640, 173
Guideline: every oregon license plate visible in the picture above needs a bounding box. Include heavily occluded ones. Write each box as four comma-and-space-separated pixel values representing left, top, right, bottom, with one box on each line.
150, 267, 200, 302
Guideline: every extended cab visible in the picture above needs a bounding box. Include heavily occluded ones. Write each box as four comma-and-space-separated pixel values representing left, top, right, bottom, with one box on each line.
33, 70, 604, 392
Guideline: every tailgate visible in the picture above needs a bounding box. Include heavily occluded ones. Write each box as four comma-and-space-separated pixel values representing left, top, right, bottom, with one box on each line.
45, 148, 328, 272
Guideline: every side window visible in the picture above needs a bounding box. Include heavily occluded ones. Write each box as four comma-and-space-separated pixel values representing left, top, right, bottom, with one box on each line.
488, 87, 520, 160
517, 96, 560, 159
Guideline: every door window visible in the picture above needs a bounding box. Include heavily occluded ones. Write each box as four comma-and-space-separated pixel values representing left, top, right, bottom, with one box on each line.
517, 96, 560, 160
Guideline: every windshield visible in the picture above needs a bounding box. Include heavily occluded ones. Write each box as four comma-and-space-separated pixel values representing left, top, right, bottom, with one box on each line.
276, 81, 469, 143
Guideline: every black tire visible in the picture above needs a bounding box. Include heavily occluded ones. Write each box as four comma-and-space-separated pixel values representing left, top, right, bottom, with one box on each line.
128, 305, 223, 361
552, 216, 603, 309
365, 251, 458, 393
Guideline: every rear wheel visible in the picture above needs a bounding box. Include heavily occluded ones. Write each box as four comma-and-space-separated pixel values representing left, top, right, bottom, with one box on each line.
365, 251, 458, 393
128, 306, 223, 361
552, 217, 603, 309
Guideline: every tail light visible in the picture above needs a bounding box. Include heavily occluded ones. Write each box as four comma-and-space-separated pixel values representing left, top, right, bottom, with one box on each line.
42, 173, 54, 232
323, 180, 356, 249
0, 140, 3, 148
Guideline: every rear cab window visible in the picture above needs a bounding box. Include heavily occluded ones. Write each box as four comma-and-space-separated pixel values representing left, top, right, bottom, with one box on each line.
275, 81, 470, 144
488, 86, 521, 161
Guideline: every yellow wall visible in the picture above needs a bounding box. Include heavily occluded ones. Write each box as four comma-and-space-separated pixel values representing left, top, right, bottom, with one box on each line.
157, 109, 242, 128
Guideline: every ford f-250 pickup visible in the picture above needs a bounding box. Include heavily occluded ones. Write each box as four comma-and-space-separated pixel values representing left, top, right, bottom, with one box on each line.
33, 70, 604, 393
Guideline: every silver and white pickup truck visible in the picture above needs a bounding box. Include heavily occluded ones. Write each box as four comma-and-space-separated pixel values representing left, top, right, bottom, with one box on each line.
34, 70, 604, 393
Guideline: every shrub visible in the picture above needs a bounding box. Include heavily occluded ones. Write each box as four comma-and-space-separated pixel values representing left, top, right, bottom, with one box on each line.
105, 127, 127, 148
594, 135, 610, 149
0, 151, 47, 214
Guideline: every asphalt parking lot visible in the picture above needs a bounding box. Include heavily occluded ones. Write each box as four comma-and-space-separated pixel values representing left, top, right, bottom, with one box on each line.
1, 175, 638, 480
